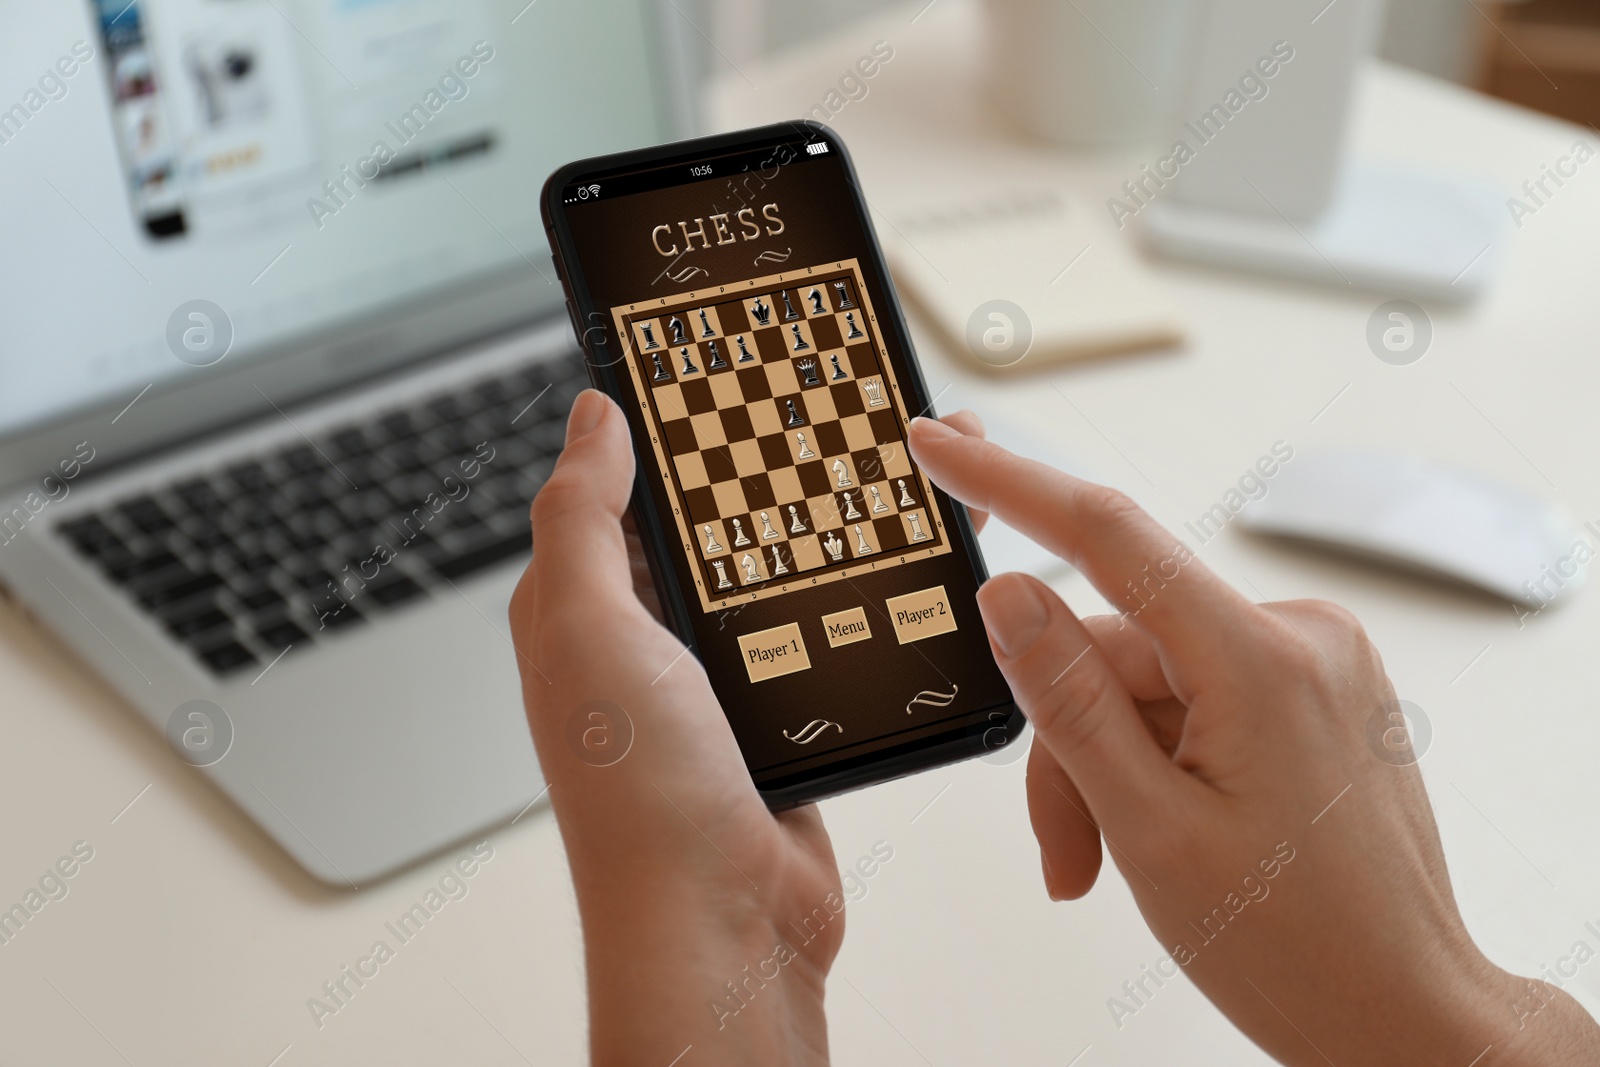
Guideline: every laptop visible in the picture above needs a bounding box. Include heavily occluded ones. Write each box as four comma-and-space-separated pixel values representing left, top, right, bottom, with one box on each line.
0, 0, 693, 885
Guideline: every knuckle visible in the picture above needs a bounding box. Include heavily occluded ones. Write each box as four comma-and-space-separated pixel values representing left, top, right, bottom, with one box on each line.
1077, 485, 1144, 530
529, 475, 584, 533
1029, 657, 1116, 751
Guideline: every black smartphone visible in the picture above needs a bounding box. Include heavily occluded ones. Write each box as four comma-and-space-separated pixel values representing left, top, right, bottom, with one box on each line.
541, 121, 1022, 807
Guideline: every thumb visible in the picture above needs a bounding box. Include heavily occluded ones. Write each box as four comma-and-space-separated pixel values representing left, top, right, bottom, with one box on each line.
978, 573, 1184, 838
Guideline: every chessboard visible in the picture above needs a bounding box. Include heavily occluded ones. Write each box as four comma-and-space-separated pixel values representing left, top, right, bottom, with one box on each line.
611, 259, 952, 613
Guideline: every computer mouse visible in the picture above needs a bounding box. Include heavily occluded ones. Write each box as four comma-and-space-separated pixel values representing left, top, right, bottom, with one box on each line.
1235, 452, 1586, 608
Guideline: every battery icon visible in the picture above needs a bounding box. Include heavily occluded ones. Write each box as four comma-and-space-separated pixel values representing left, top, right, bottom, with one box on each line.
806, 141, 830, 156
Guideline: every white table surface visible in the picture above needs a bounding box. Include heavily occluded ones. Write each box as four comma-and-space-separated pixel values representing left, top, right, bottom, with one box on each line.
4, 3, 1598, 1064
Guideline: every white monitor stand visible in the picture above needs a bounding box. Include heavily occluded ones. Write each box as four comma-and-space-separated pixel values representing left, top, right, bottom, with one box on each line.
1138, 0, 1506, 303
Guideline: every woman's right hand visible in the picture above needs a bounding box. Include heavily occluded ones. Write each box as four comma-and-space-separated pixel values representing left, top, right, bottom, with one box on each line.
909, 417, 1600, 1067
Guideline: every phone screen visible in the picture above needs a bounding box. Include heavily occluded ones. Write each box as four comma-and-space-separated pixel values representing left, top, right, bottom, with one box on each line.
548, 125, 1016, 798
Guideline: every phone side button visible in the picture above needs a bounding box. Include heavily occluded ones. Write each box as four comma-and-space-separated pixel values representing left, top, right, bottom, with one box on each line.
885, 585, 957, 645
821, 606, 872, 648
736, 622, 811, 683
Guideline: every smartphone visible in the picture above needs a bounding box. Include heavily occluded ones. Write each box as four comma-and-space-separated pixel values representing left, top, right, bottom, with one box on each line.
541, 121, 1022, 807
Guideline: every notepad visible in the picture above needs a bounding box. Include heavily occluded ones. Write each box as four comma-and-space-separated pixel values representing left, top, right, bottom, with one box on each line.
882, 187, 1183, 372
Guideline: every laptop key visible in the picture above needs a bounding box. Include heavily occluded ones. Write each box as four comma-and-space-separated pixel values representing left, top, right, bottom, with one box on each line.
166, 606, 231, 640
139, 571, 225, 609
197, 639, 257, 674
236, 586, 286, 613
366, 576, 426, 606
430, 529, 531, 581
256, 619, 309, 649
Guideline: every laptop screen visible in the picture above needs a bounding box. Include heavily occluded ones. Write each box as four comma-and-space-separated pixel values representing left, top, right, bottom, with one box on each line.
0, 0, 681, 437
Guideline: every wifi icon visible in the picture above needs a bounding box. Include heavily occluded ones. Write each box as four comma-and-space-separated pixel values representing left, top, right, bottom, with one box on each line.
576, 183, 601, 200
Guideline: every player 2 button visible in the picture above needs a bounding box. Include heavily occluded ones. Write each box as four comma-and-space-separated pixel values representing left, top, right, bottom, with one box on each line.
737, 622, 812, 683
885, 585, 958, 645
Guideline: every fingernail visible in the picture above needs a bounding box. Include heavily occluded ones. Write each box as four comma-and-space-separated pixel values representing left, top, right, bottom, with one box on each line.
978, 577, 1051, 658
566, 390, 606, 445
1042, 853, 1063, 902
911, 416, 960, 440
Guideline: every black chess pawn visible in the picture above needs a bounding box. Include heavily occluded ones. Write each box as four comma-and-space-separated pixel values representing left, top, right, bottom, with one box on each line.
808, 288, 826, 315
833, 280, 855, 309
790, 323, 810, 351
679, 346, 699, 376
698, 308, 715, 338
669, 317, 687, 345
829, 354, 847, 381
798, 359, 820, 387
650, 352, 670, 382
780, 289, 798, 321
785, 399, 806, 427
641, 322, 660, 350
751, 298, 771, 326
845, 312, 864, 339
706, 339, 727, 370
735, 335, 754, 362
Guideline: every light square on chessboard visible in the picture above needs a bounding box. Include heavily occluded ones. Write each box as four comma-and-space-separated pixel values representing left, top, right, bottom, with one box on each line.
633, 319, 665, 356
764, 360, 800, 397
800, 384, 838, 424
675, 451, 710, 491
652, 381, 686, 418
688, 410, 727, 450
708, 370, 743, 409
835, 310, 868, 346
711, 481, 749, 519
767, 465, 804, 504
897, 510, 931, 546
806, 492, 844, 532
850, 521, 881, 555
692, 305, 725, 341
862, 480, 898, 517
881, 448, 914, 482
801, 284, 833, 319
698, 519, 730, 559
747, 398, 783, 437
742, 294, 771, 326
790, 536, 826, 572
729, 438, 765, 478
840, 412, 876, 453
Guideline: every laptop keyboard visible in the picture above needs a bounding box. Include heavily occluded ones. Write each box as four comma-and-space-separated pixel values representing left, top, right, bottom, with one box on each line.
54, 354, 589, 677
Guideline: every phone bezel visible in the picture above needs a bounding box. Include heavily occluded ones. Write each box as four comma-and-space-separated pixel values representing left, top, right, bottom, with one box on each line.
540, 120, 1024, 808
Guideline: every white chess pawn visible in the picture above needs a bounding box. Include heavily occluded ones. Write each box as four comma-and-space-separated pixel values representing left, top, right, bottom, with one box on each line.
712, 559, 732, 589
869, 486, 887, 513
854, 524, 873, 555
842, 491, 861, 520
832, 459, 852, 488
788, 505, 806, 533
760, 512, 779, 540
796, 432, 815, 459
741, 554, 760, 583
772, 549, 789, 576
823, 531, 844, 561
703, 524, 724, 554
732, 518, 750, 547
897, 478, 915, 508
908, 512, 928, 542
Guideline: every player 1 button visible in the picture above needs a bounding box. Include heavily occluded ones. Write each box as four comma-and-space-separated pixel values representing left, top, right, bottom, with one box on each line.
737, 622, 811, 683
885, 585, 958, 645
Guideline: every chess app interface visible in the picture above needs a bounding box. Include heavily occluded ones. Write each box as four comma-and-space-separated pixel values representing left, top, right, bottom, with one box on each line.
545, 125, 1017, 800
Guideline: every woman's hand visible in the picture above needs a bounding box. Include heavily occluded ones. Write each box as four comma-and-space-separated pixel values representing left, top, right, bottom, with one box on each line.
509, 391, 985, 1067
909, 416, 1600, 1067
